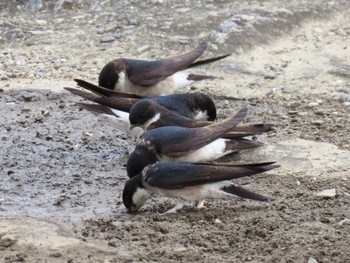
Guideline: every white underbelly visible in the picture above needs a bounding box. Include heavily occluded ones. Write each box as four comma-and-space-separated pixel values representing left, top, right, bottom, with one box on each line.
160, 138, 232, 163
115, 71, 194, 96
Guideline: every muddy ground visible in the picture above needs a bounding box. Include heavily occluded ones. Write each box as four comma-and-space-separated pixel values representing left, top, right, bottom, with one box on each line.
1, 0, 350, 262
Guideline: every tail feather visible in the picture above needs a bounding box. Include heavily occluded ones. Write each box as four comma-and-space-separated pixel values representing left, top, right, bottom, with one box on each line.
206, 108, 248, 139
223, 124, 274, 138
223, 184, 269, 201
225, 138, 264, 151
187, 54, 231, 69
74, 79, 141, 99
187, 73, 216, 81
76, 103, 116, 117
66, 86, 137, 112
65, 87, 100, 101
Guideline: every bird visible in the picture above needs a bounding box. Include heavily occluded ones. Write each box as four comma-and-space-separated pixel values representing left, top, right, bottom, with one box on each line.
65, 79, 217, 121
127, 99, 274, 132
98, 42, 230, 96
122, 161, 280, 213
126, 108, 272, 178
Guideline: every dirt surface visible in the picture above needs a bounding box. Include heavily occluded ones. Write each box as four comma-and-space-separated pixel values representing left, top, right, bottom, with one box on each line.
1, 1, 350, 262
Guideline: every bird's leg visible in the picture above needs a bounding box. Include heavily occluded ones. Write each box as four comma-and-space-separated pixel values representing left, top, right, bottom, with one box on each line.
161, 202, 184, 214
196, 200, 207, 210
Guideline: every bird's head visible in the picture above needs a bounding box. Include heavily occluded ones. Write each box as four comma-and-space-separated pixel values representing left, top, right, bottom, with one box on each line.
122, 174, 152, 213
129, 99, 160, 130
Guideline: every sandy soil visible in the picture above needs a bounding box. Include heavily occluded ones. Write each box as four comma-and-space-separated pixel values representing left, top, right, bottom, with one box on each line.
1, 1, 350, 262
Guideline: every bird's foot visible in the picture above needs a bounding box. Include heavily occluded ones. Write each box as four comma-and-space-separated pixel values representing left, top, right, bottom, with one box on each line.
196, 200, 207, 210
159, 203, 184, 215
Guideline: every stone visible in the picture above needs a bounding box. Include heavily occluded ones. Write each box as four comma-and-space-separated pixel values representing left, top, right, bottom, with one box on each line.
5, 29, 24, 39
25, 0, 43, 13
214, 218, 223, 224
100, 35, 116, 43
236, 139, 350, 176
316, 188, 336, 198
308, 257, 318, 263
15, 91, 41, 102
264, 72, 276, 79
337, 218, 350, 226
0, 234, 17, 247
339, 95, 350, 102
50, 252, 62, 257
28, 30, 54, 35
137, 45, 150, 53
328, 66, 350, 77
35, 19, 47, 26
312, 120, 324, 126
307, 102, 319, 108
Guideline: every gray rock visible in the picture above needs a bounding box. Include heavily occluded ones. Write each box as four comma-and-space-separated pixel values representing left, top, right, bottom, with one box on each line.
236, 139, 350, 176
339, 95, 350, 102
100, 35, 116, 43
328, 66, 350, 77
108, 12, 118, 22
121, 29, 134, 37
15, 91, 42, 102
0, 234, 17, 247
312, 120, 324, 126
25, 0, 43, 13
5, 29, 24, 39
219, 20, 239, 33
337, 218, 350, 226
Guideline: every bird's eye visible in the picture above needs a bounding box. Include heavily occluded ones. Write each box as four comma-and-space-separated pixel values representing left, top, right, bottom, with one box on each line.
141, 114, 146, 118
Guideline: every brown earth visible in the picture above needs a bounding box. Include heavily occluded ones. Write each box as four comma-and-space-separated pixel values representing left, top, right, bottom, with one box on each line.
1, 1, 350, 262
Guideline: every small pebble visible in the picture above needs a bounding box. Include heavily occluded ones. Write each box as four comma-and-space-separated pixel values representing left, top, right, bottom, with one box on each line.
21, 108, 31, 113
264, 72, 276, 79
35, 19, 47, 26
137, 45, 150, 53
50, 252, 62, 258
100, 35, 116, 43
173, 246, 187, 253
108, 241, 117, 247
308, 257, 318, 263
307, 102, 319, 108
0, 234, 17, 247
337, 218, 350, 226
311, 120, 324, 126
15, 91, 41, 102
214, 218, 223, 224
316, 188, 336, 198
